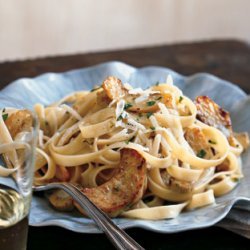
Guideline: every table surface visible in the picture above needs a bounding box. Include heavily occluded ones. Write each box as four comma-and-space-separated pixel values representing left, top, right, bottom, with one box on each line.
1, 40, 250, 250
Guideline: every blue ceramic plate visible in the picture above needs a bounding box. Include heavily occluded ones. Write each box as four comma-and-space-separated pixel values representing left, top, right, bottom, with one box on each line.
1, 62, 249, 233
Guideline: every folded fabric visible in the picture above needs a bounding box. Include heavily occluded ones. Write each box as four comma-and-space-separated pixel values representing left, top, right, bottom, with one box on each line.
217, 207, 250, 239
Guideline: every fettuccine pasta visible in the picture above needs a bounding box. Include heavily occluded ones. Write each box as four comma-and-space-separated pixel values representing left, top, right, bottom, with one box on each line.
0, 75, 249, 220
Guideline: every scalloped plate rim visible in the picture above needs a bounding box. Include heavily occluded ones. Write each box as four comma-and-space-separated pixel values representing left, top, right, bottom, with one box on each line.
2, 61, 247, 99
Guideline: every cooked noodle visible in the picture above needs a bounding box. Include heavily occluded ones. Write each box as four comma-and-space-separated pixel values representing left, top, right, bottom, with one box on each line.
0, 76, 248, 220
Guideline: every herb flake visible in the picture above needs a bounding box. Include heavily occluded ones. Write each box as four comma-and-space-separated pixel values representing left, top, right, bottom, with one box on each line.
90, 86, 101, 92
124, 103, 133, 110
117, 112, 127, 121
232, 177, 239, 183
147, 101, 156, 106
146, 112, 153, 118
197, 149, 206, 158
2, 113, 8, 121
150, 126, 156, 131
208, 140, 217, 145
117, 114, 123, 121
179, 96, 183, 103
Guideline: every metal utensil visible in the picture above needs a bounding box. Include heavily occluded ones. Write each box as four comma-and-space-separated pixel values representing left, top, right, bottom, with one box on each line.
33, 182, 144, 250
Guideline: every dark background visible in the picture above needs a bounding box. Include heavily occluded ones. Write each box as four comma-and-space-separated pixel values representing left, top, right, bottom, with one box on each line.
28, 226, 249, 250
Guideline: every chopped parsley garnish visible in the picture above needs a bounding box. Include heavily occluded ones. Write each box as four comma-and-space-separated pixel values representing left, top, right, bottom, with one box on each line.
147, 101, 156, 106
232, 177, 239, 183
124, 103, 133, 110
2, 108, 5, 113
179, 96, 183, 103
117, 112, 128, 121
146, 112, 153, 118
208, 140, 217, 145
150, 126, 156, 131
125, 140, 130, 145
90, 86, 101, 92
197, 149, 206, 158
2, 113, 8, 121
117, 114, 123, 121
156, 96, 162, 100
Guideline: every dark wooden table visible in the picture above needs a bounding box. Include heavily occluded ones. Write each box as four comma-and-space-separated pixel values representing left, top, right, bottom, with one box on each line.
1, 40, 249, 249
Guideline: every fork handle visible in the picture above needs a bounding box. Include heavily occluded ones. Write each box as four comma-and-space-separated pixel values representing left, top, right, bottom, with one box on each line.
42, 183, 145, 250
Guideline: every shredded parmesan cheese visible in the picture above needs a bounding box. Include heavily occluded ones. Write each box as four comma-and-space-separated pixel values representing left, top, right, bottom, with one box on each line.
115, 99, 125, 120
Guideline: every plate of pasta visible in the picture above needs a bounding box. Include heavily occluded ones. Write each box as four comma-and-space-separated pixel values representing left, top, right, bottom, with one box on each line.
0, 61, 250, 233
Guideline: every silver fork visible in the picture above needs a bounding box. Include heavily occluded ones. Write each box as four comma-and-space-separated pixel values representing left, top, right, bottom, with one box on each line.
33, 182, 145, 250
